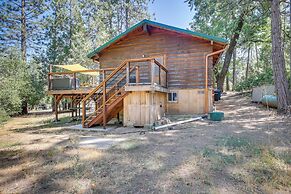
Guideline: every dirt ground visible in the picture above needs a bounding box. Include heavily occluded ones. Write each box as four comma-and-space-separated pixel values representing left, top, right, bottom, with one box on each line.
0, 93, 290, 193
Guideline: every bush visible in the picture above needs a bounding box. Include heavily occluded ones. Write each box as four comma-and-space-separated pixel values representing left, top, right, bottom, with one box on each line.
234, 68, 273, 91
0, 108, 9, 124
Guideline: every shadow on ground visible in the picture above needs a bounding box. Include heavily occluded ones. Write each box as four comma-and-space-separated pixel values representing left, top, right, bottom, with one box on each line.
0, 93, 290, 193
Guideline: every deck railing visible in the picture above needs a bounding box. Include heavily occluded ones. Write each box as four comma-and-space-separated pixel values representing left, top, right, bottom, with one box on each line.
48, 68, 115, 91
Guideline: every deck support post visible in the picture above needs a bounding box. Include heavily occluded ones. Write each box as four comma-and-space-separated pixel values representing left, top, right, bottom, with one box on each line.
78, 99, 81, 117
82, 100, 86, 127
71, 97, 74, 118
54, 95, 60, 121
102, 82, 106, 128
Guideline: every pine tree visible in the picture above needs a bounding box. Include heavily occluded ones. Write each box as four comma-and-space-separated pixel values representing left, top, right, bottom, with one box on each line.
0, 0, 48, 114
0, 0, 48, 60
45, 0, 151, 67
270, 0, 290, 113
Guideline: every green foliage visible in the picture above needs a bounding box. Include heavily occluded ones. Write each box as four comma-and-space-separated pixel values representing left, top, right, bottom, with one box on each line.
0, 51, 46, 121
0, 52, 29, 116
234, 68, 273, 91
185, 0, 275, 91
0, 0, 49, 56
45, 0, 151, 66
0, 0, 151, 119
0, 108, 9, 123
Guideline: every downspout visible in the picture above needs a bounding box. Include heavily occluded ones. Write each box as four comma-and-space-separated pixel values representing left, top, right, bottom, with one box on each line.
204, 48, 226, 113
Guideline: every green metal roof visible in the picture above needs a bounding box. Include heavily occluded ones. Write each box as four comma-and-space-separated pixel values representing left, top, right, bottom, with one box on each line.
87, 19, 228, 59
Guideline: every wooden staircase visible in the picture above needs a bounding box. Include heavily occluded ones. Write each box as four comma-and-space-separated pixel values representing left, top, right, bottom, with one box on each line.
81, 57, 168, 128
81, 58, 138, 128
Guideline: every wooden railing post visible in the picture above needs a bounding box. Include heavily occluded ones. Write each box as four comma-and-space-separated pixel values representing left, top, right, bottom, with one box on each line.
159, 66, 161, 85
103, 70, 106, 81
126, 62, 130, 85
73, 73, 76, 90
165, 70, 168, 88
136, 66, 140, 85
151, 59, 155, 86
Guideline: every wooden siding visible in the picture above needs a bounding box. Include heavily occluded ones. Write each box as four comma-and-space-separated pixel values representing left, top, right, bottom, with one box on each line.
123, 91, 167, 127
167, 89, 213, 114
98, 27, 214, 89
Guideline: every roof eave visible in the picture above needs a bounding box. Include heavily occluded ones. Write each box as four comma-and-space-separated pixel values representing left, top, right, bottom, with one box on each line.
87, 19, 229, 59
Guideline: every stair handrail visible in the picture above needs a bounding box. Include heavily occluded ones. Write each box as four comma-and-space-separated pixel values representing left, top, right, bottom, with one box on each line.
82, 57, 162, 127
81, 57, 155, 103
83, 67, 136, 124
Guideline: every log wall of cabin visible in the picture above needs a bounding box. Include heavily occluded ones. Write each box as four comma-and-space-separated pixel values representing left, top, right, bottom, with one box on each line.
98, 27, 214, 89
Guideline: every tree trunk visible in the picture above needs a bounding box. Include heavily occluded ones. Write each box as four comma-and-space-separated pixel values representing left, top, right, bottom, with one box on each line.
226, 75, 230, 91
21, 0, 26, 61
125, 0, 129, 30
271, 0, 290, 113
69, 0, 72, 48
255, 43, 259, 72
21, 0, 28, 114
21, 101, 28, 115
232, 48, 236, 90
289, 0, 291, 87
217, 11, 246, 91
246, 47, 251, 79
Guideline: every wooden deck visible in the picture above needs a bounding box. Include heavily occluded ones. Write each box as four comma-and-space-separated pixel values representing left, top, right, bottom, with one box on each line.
47, 88, 94, 95
125, 85, 168, 93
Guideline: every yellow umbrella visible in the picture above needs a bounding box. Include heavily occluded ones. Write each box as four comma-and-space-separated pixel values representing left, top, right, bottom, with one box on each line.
54, 64, 98, 76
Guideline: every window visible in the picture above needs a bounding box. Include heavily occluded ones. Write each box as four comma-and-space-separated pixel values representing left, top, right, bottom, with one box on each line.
168, 92, 177, 102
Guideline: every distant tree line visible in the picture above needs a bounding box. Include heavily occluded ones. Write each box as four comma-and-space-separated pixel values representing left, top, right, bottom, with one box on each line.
0, 0, 150, 122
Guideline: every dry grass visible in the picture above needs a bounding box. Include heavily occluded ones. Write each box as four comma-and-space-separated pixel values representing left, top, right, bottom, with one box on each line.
201, 136, 291, 192
0, 94, 291, 193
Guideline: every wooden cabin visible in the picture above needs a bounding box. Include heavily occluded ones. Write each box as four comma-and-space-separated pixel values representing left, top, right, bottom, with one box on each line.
48, 19, 228, 128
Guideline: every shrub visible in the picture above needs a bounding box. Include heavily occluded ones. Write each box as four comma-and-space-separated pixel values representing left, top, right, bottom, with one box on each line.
234, 68, 273, 91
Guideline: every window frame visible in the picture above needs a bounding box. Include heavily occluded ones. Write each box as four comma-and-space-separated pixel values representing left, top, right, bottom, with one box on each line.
168, 92, 178, 102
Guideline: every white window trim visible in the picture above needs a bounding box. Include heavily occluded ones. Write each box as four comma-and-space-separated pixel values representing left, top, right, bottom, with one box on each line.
168, 92, 178, 103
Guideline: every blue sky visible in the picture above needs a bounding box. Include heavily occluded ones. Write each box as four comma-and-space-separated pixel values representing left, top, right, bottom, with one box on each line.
149, 0, 194, 29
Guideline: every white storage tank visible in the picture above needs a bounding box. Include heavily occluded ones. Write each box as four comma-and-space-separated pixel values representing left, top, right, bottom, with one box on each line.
252, 85, 275, 102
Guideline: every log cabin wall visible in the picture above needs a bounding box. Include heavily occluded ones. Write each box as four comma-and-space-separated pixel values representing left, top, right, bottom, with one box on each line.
98, 26, 214, 89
